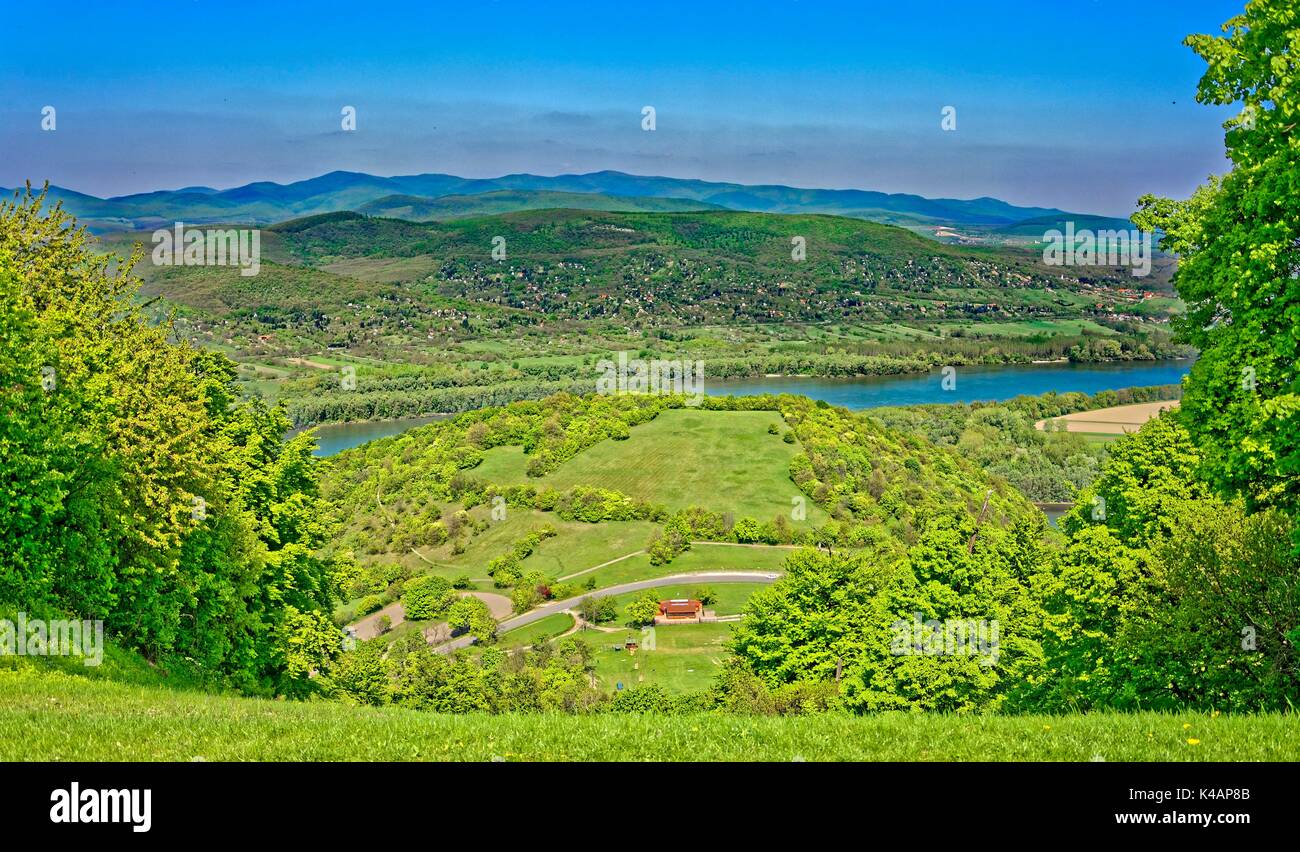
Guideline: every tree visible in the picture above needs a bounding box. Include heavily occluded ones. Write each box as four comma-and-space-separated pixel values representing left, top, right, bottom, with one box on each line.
326, 641, 390, 706
1132, 0, 1300, 542
0, 189, 339, 694
402, 575, 454, 621
691, 586, 718, 606
510, 582, 543, 614
447, 596, 497, 642
578, 595, 616, 624
732, 517, 763, 543
1060, 415, 1209, 547
624, 591, 661, 626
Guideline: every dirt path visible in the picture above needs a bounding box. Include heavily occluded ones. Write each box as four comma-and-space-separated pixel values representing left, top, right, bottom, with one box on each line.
690, 541, 801, 550
351, 602, 404, 641
556, 550, 645, 581
554, 541, 797, 582
465, 590, 513, 620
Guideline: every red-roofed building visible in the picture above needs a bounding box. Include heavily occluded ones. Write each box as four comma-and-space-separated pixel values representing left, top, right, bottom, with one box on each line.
657, 599, 703, 623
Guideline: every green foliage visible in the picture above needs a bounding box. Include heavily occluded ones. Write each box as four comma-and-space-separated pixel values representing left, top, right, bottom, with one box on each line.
402, 575, 455, 621
874, 385, 1182, 502
730, 515, 1050, 713
0, 190, 338, 695
447, 596, 498, 642
326, 633, 603, 714
1061, 414, 1209, 546
607, 684, 681, 713
624, 591, 661, 626
1040, 417, 1300, 712
578, 595, 618, 624
691, 586, 718, 606
1132, 0, 1300, 539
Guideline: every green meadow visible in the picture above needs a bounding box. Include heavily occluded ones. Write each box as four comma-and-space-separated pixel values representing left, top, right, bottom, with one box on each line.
4, 670, 1294, 762
475, 409, 827, 525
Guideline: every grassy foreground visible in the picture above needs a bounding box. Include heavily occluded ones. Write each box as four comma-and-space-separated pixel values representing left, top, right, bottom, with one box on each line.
3, 670, 1297, 761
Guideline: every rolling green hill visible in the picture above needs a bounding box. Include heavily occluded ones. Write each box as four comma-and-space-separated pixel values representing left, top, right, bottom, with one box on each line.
355, 189, 725, 220
87, 204, 1181, 426
7, 169, 1086, 233
262, 207, 1155, 328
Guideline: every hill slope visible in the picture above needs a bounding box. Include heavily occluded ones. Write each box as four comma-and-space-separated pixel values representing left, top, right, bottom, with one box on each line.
8, 169, 1089, 232
261, 207, 1148, 326
4, 669, 1291, 761
355, 189, 725, 220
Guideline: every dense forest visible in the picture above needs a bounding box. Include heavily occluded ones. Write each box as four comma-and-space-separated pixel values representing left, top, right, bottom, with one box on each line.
0, 198, 344, 694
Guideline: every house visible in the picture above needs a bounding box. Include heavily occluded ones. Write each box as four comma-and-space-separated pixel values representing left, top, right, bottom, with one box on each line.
657, 599, 703, 624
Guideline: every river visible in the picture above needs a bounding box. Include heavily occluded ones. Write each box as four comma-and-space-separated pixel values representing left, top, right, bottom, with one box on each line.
705, 359, 1191, 409
308, 359, 1191, 456
303, 415, 448, 457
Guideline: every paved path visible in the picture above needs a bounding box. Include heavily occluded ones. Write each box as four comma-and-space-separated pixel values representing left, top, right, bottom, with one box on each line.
434, 570, 781, 653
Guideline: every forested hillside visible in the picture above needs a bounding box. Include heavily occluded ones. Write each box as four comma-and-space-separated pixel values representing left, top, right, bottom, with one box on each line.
0, 193, 342, 694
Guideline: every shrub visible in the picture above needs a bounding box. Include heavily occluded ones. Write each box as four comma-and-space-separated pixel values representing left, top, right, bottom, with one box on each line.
691, 586, 718, 606
578, 595, 617, 624
402, 575, 454, 621
356, 594, 387, 617
624, 591, 661, 626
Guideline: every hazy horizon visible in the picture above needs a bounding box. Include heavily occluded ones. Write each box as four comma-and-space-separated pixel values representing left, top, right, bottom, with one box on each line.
3, 0, 1244, 216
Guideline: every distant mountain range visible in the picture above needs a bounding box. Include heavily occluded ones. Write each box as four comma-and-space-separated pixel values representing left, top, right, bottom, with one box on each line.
4, 170, 1133, 235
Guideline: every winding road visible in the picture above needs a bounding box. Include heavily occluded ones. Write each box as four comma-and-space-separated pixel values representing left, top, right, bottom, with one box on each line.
434, 570, 781, 652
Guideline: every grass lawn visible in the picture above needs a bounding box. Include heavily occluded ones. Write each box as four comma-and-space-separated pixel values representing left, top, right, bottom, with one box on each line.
578, 622, 735, 693
572, 542, 791, 587
474, 409, 827, 526
520, 519, 658, 577
4, 670, 1296, 761
499, 613, 575, 648
599, 582, 767, 616
409, 510, 654, 582
473, 445, 532, 486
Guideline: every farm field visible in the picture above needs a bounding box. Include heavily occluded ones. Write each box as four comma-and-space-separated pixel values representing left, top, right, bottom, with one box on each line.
5, 670, 1295, 762
1036, 400, 1181, 434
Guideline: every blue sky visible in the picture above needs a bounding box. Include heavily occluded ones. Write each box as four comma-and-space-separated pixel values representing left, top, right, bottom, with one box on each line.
0, 0, 1245, 215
